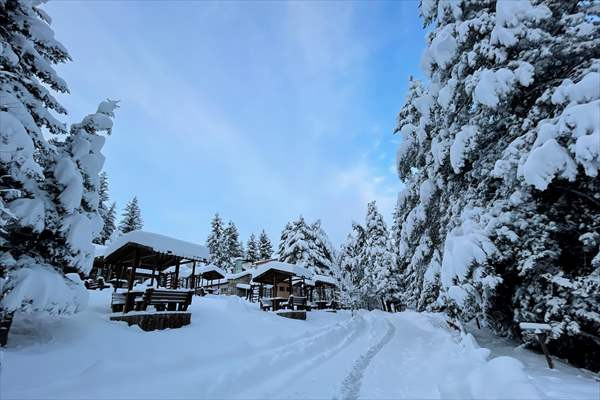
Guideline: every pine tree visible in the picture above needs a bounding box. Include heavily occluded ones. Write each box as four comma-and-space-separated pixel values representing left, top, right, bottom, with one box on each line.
395, 0, 600, 369
335, 225, 365, 309
224, 221, 243, 265
206, 213, 228, 269
98, 202, 117, 244
246, 233, 259, 262
310, 220, 336, 275
360, 201, 394, 309
278, 222, 292, 258
0, 1, 117, 344
119, 197, 143, 234
258, 230, 273, 260
94, 172, 111, 244
278, 216, 313, 267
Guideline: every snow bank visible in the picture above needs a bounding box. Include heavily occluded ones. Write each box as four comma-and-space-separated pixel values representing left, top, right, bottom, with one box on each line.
466, 356, 540, 399
1, 261, 88, 315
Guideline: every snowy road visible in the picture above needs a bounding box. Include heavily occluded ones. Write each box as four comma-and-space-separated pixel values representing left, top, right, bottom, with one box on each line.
2, 292, 598, 399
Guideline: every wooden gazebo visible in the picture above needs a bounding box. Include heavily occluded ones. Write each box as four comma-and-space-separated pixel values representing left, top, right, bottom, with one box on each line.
104, 231, 210, 291
252, 261, 313, 314
102, 231, 210, 321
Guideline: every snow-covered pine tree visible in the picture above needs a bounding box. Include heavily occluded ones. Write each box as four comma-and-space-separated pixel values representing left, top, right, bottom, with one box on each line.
0, 0, 118, 346
98, 202, 117, 244
258, 230, 273, 260
395, 0, 599, 369
206, 213, 228, 269
278, 222, 292, 258
310, 220, 336, 275
335, 225, 365, 309
224, 221, 243, 268
278, 216, 313, 268
360, 201, 394, 310
246, 233, 259, 263
118, 196, 143, 234
93, 172, 110, 244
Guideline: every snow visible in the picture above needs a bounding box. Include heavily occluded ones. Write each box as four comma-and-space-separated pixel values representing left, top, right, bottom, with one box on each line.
440, 219, 497, 289
6, 198, 45, 232
93, 243, 107, 257
491, 0, 551, 47
4, 292, 597, 399
522, 139, 578, 190
104, 230, 210, 262
551, 72, 600, 105
520, 322, 552, 332
422, 25, 457, 70
450, 125, 477, 173
0, 110, 42, 177
54, 158, 84, 213
473, 68, 515, 108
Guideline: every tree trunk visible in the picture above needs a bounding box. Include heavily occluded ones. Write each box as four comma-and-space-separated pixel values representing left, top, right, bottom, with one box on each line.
0, 312, 14, 347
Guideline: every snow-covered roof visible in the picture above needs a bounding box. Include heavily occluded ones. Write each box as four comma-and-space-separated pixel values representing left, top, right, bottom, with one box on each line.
227, 270, 253, 280
196, 264, 227, 279
161, 264, 226, 279
93, 244, 107, 258
163, 265, 193, 277
252, 260, 313, 280
104, 231, 210, 262
236, 283, 251, 290
314, 274, 338, 286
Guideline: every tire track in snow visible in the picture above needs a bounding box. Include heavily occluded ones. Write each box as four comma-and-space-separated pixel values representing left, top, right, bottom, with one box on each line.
336, 318, 396, 400
201, 315, 369, 398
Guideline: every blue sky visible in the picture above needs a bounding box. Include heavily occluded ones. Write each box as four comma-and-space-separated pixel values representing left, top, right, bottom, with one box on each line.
46, 1, 426, 246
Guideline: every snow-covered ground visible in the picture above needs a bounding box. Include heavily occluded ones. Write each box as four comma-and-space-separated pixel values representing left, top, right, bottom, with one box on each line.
2, 292, 598, 399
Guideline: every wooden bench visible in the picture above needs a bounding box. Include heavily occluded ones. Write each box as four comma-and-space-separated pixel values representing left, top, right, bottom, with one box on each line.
136, 289, 193, 312
85, 279, 99, 290
260, 299, 272, 311
283, 296, 311, 311
111, 292, 126, 312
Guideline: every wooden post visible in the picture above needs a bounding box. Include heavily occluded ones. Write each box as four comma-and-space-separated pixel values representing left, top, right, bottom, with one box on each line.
113, 264, 119, 293
125, 249, 141, 313
150, 266, 156, 287
537, 333, 554, 369
128, 248, 140, 291
174, 259, 180, 289
288, 275, 293, 299
191, 261, 196, 289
